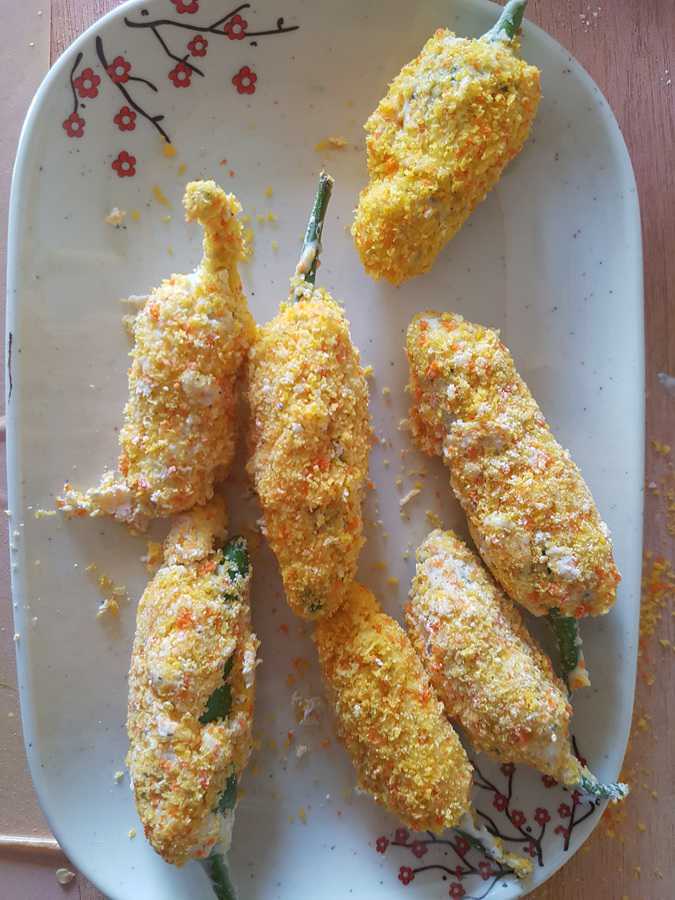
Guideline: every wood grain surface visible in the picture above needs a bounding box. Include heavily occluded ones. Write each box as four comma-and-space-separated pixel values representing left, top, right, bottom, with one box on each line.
12, 1, 675, 897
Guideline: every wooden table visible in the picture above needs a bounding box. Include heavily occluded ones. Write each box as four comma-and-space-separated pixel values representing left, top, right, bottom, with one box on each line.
2, 2, 673, 898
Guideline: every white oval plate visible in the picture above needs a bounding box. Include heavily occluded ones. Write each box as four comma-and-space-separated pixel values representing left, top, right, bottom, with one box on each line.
7, 1, 643, 898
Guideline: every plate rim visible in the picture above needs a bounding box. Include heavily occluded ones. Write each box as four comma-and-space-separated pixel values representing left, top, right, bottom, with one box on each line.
5, 1, 645, 897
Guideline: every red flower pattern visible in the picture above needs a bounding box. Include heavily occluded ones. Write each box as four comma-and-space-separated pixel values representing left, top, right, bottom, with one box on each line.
63, 112, 85, 138
375, 836, 388, 854
112, 150, 136, 178
169, 62, 192, 88
534, 807, 551, 826
171, 0, 199, 12
113, 106, 136, 131
398, 866, 414, 886
478, 861, 494, 881
454, 836, 470, 856
510, 810, 526, 828
187, 35, 208, 56
410, 841, 427, 859
232, 65, 257, 94
368, 746, 600, 894
224, 14, 248, 39
107, 56, 132, 84
492, 793, 507, 812
73, 67, 101, 99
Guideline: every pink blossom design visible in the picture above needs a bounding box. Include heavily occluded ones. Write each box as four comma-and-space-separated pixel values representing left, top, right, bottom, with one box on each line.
113, 106, 136, 131
63, 112, 85, 138
398, 866, 414, 886
535, 807, 551, 826
479, 861, 495, 881
187, 34, 208, 56
492, 793, 507, 812
169, 62, 192, 88
73, 67, 100, 99
223, 13, 247, 39
411, 841, 427, 859
111, 150, 136, 177
171, 0, 199, 13
232, 65, 257, 94
510, 810, 526, 828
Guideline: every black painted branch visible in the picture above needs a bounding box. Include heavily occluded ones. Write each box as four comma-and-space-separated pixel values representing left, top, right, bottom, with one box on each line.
95, 36, 170, 143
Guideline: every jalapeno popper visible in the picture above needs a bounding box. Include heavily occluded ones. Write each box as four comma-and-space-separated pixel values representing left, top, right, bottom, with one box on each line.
59, 181, 255, 532
406, 310, 620, 688
352, 0, 540, 284
247, 174, 370, 619
407, 530, 628, 801
314, 582, 532, 879
127, 496, 258, 894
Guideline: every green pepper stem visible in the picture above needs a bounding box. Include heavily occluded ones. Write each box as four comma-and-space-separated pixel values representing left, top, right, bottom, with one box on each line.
577, 769, 630, 803
483, 0, 528, 43
547, 609, 590, 692
295, 171, 334, 286
201, 853, 237, 900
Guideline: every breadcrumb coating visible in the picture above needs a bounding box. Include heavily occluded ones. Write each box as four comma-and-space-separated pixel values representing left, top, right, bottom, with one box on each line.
58, 181, 255, 531
314, 582, 473, 831
407, 312, 620, 618
407, 530, 582, 785
127, 498, 258, 865
352, 29, 540, 284
247, 277, 370, 619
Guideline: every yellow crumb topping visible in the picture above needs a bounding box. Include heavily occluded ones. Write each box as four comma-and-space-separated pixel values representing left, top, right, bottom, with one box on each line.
58, 181, 255, 531
407, 311, 620, 618
352, 29, 540, 284
407, 530, 582, 784
314, 582, 473, 831
126, 498, 258, 865
246, 279, 370, 619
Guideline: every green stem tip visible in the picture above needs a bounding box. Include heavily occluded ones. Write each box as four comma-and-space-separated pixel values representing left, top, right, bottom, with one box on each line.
578, 769, 630, 803
295, 170, 334, 286
483, 0, 528, 43
547, 609, 590, 692
201, 852, 237, 900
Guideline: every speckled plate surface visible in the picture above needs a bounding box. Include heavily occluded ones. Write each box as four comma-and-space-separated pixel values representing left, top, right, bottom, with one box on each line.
7, 1, 643, 898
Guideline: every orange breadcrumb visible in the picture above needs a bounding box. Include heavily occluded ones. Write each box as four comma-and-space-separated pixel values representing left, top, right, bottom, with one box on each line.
407, 530, 583, 785
58, 182, 255, 531
352, 28, 540, 284
407, 311, 620, 619
127, 497, 258, 865
247, 278, 370, 619
314, 582, 473, 831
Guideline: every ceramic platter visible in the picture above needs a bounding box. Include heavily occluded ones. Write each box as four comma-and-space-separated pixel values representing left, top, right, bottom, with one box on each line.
7, 1, 643, 897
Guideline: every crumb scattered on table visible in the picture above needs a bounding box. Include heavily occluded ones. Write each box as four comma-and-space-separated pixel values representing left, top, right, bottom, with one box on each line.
55, 868, 76, 885
105, 207, 126, 226
315, 136, 348, 151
